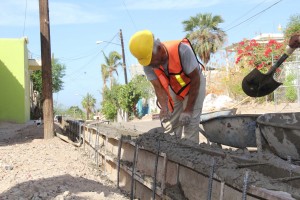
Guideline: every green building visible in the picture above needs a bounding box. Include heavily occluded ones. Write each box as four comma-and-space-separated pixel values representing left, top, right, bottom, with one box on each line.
0, 37, 40, 123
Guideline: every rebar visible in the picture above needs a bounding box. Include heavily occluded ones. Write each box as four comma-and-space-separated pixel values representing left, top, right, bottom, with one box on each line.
130, 143, 139, 200
176, 164, 180, 185
95, 124, 99, 165
207, 158, 215, 200
104, 136, 108, 175
117, 135, 123, 188
161, 153, 167, 195
219, 182, 225, 200
242, 171, 249, 200
152, 140, 160, 200
287, 155, 292, 177
255, 126, 263, 158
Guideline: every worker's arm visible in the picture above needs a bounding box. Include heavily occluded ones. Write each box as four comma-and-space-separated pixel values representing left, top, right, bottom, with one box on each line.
179, 68, 200, 125
150, 79, 171, 121
185, 68, 200, 112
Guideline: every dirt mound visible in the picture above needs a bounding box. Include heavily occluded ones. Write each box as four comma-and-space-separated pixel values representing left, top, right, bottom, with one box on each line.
0, 123, 129, 199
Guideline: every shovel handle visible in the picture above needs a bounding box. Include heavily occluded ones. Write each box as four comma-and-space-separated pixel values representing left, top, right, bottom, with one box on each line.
267, 46, 296, 75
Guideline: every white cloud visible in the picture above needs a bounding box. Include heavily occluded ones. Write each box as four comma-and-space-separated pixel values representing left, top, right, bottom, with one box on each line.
122, 0, 281, 10
50, 2, 107, 25
0, 0, 38, 26
0, 0, 107, 27
0, 0, 281, 26
123, 0, 221, 10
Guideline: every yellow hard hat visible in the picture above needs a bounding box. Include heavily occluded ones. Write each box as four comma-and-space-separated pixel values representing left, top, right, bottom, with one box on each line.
129, 30, 154, 66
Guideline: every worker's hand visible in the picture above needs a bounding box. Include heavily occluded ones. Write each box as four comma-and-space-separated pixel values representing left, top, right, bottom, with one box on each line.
179, 112, 192, 126
289, 34, 300, 49
160, 108, 171, 123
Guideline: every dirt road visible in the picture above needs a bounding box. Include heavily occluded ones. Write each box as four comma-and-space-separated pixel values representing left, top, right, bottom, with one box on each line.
0, 122, 129, 200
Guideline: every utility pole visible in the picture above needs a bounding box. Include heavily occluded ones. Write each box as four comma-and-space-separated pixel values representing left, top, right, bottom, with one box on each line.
39, 0, 54, 139
119, 29, 128, 84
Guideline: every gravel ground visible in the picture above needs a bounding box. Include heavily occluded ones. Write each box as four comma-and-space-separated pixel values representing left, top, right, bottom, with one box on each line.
0, 122, 129, 200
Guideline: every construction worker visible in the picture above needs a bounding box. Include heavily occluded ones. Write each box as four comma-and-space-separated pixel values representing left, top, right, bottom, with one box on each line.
129, 30, 206, 143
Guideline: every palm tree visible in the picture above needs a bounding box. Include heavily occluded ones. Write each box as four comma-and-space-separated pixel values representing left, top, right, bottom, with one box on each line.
81, 93, 96, 120
101, 64, 109, 89
101, 51, 122, 89
182, 13, 227, 65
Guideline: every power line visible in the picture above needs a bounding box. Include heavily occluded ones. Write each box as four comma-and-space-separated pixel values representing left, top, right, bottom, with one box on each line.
122, 0, 138, 31
64, 32, 120, 80
223, 0, 268, 30
58, 47, 100, 62
225, 0, 283, 32
65, 51, 101, 79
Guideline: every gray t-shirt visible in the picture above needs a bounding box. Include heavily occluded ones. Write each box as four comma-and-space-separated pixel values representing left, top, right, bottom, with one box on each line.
143, 43, 201, 81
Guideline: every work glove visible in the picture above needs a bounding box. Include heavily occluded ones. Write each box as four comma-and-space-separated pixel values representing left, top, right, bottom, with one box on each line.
179, 112, 192, 126
160, 109, 171, 123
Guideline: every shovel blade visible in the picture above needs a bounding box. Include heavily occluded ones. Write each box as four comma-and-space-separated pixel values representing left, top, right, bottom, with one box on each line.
242, 68, 282, 97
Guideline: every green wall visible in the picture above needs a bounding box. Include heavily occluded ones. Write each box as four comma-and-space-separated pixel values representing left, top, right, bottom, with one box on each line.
0, 38, 30, 123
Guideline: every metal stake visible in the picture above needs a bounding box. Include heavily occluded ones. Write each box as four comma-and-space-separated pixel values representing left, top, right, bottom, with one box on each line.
88, 128, 92, 158
117, 135, 123, 188
219, 181, 225, 200
83, 125, 86, 150
242, 171, 249, 200
255, 126, 263, 159
207, 158, 215, 200
131, 143, 139, 200
95, 124, 99, 165
176, 163, 180, 185
161, 153, 167, 195
152, 140, 160, 200
104, 135, 108, 175
287, 155, 292, 177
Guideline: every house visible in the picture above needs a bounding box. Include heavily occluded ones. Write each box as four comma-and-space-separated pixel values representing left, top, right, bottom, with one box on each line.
0, 37, 41, 123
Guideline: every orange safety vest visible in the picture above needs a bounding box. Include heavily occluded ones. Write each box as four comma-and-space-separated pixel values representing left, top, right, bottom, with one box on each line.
154, 38, 202, 112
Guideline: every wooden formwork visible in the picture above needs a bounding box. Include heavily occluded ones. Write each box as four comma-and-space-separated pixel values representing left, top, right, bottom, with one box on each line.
78, 122, 299, 200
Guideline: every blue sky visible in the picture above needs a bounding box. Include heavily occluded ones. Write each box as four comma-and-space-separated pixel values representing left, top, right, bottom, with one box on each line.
1, 0, 299, 109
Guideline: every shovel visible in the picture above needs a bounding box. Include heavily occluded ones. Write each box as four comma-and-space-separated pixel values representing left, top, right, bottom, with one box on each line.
242, 46, 296, 97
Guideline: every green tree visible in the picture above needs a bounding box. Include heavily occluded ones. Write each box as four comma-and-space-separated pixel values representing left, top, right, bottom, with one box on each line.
118, 75, 153, 117
284, 14, 300, 39
101, 51, 122, 89
100, 75, 154, 120
81, 93, 96, 120
67, 106, 84, 119
182, 13, 227, 65
101, 84, 120, 120
284, 74, 297, 102
30, 58, 66, 119
30, 58, 66, 94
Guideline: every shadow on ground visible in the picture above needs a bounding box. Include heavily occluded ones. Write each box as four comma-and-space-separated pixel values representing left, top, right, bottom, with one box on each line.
0, 174, 126, 199
0, 123, 63, 147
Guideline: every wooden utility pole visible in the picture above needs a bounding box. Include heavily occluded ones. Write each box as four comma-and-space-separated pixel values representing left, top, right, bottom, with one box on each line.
119, 29, 128, 84
39, 0, 54, 139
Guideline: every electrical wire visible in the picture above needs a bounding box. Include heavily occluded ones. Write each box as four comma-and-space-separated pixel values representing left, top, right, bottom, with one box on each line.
223, 0, 268, 30
58, 47, 100, 62
63, 32, 120, 80
225, 0, 283, 32
122, 0, 138, 31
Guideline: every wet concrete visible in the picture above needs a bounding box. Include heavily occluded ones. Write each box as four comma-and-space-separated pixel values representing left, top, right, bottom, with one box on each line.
79, 118, 300, 199
131, 127, 300, 199
257, 112, 300, 160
